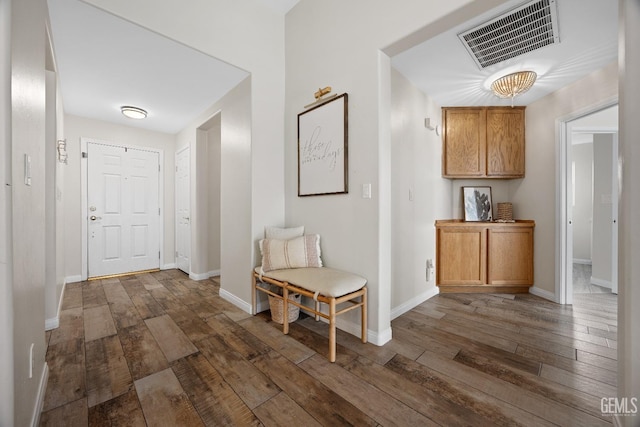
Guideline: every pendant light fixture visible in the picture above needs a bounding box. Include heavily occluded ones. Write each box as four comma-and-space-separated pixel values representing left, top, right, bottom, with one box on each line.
490, 71, 537, 107
121, 106, 148, 119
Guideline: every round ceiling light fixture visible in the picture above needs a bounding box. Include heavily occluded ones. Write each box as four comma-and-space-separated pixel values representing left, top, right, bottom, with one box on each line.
490, 71, 537, 106
120, 106, 148, 119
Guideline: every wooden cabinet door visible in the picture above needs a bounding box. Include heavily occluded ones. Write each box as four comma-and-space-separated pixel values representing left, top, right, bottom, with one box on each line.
442, 108, 486, 177
486, 107, 525, 177
487, 227, 533, 285
436, 226, 487, 285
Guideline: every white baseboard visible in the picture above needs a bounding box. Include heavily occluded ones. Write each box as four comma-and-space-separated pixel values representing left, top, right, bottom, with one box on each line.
219, 287, 252, 314
590, 276, 613, 289
64, 275, 82, 285
573, 258, 592, 265
189, 270, 220, 281
46, 278, 68, 331
612, 414, 623, 427
529, 286, 557, 302
390, 286, 439, 320
45, 317, 59, 331
298, 311, 392, 346
368, 326, 393, 346
334, 316, 391, 346
30, 363, 48, 427
162, 263, 176, 270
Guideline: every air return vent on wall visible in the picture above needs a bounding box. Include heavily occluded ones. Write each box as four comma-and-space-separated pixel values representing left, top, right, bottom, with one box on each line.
458, 0, 560, 69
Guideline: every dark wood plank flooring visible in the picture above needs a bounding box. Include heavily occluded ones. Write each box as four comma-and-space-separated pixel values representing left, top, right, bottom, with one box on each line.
40, 270, 617, 426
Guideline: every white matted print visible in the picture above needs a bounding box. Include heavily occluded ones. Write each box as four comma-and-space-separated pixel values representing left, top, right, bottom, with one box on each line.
463, 186, 493, 221
297, 93, 348, 196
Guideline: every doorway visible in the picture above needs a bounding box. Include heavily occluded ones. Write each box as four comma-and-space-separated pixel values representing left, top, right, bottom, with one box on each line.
81, 139, 164, 279
560, 104, 618, 304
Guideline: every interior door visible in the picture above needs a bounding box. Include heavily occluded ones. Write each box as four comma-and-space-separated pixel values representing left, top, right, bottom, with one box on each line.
175, 146, 191, 274
87, 142, 160, 277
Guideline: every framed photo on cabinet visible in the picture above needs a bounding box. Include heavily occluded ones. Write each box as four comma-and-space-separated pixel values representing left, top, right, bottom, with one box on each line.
297, 93, 348, 196
463, 186, 492, 221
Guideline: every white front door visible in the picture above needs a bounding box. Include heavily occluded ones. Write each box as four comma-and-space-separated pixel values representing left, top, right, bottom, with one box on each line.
87, 142, 160, 277
175, 146, 191, 274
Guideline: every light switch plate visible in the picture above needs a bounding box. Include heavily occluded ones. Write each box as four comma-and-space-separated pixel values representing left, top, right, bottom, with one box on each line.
24, 154, 31, 186
362, 183, 371, 199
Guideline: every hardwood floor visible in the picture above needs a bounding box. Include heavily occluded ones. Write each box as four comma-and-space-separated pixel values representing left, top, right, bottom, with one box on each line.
41, 270, 617, 426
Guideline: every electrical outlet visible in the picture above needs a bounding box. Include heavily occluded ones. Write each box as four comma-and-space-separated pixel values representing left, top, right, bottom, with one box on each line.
426, 259, 434, 282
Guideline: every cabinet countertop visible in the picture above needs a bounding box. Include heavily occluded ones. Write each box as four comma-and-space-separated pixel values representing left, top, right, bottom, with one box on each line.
435, 219, 535, 227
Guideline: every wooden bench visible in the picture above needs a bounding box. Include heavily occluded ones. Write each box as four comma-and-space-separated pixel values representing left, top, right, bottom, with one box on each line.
252, 267, 367, 362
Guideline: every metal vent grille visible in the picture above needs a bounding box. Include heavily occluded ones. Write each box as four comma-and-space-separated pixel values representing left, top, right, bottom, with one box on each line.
458, 0, 559, 69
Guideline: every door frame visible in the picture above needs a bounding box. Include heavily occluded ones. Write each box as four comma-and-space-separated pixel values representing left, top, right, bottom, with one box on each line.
81, 137, 165, 280
557, 99, 618, 304
174, 145, 191, 275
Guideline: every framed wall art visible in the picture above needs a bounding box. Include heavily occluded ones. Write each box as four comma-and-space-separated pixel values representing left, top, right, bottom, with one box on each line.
297, 93, 348, 196
463, 186, 493, 221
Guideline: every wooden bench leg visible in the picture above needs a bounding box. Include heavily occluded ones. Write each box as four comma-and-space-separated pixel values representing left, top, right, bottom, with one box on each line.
283, 285, 289, 335
361, 286, 368, 344
329, 298, 336, 362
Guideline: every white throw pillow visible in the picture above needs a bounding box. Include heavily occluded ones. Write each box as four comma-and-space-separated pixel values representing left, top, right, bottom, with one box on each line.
265, 226, 305, 240
260, 234, 322, 272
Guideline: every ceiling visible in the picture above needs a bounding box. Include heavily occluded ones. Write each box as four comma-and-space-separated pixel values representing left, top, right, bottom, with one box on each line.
48, 0, 617, 135
391, 0, 618, 108
47, 0, 282, 134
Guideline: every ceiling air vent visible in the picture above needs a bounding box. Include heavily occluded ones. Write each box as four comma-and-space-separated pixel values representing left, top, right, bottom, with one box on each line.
458, 0, 560, 69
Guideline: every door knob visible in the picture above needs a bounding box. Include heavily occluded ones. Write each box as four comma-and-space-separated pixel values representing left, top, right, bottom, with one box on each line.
90, 215, 102, 221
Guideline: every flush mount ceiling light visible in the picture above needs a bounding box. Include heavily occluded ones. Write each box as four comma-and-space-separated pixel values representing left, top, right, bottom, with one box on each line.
491, 71, 537, 106
120, 106, 147, 119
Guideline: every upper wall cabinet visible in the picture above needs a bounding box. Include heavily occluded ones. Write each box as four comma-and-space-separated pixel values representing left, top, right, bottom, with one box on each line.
442, 106, 525, 179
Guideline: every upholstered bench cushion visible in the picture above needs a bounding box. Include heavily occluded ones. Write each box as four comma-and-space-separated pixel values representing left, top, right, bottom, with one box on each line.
256, 267, 366, 298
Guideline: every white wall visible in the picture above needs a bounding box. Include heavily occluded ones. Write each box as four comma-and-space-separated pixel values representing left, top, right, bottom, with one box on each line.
55, 68, 66, 318
0, 0, 14, 423
572, 141, 593, 262
511, 62, 618, 296
176, 77, 252, 305
187, 114, 221, 278
591, 134, 613, 285
206, 121, 221, 274
9, 0, 48, 425
63, 114, 177, 278
390, 68, 451, 316
44, 70, 58, 327
619, 1, 640, 422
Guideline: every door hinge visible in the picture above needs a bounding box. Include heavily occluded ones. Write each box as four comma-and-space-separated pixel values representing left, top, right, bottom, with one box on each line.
158, 164, 160, 172
158, 208, 161, 215
159, 251, 161, 259
82, 152, 88, 158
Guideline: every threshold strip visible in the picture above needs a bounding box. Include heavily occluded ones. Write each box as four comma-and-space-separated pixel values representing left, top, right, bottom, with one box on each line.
88, 268, 160, 281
